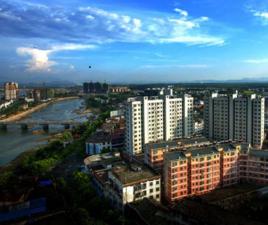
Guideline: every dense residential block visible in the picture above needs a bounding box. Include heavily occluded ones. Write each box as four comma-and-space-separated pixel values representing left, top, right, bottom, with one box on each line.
125, 93, 194, 156
83, 82, 109, 94
204, 92, 265, 148
163, 143, 268, 202
144, 137, 211, 169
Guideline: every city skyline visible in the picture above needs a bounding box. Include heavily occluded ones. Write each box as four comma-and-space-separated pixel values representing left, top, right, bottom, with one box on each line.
1, 0, 268, 83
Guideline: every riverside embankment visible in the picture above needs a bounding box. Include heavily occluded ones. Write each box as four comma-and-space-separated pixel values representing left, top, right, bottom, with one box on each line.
0, 98, 90, 166
0, 96, 79, 122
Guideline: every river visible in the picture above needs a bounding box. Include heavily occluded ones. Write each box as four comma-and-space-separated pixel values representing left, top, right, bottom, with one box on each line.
0, 98, 89, 166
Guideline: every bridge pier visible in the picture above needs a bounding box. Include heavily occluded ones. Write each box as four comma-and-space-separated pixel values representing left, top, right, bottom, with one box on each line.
42, 124, 49, 132
0, 124, 7, 131
63, 124, 70, 129
20, 124, 28, 131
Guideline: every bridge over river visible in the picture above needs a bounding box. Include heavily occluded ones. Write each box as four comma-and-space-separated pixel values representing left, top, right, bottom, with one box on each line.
0, 120, 83, 131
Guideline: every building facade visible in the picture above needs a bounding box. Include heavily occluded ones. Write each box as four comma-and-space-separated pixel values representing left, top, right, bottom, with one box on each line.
125, 94, 194, 155
204, 92, 265, 148
92, 163, 161, 210
239, 147, 268, 185
144, 137, 211, 169
4, 82, 19, 101
163, 144, 241, 202
83, 82, 109, 94
109, 86, 130, 93
125, 98, 143, 155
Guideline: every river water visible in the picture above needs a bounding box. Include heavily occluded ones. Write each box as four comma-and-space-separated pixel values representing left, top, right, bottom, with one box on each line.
0, 98, 89, 166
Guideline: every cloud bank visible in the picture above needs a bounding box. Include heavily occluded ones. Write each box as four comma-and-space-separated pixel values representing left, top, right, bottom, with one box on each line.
16, 44, 96, 71
0, 1, 224, 46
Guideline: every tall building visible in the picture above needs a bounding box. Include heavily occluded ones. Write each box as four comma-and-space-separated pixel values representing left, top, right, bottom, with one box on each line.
143, 96, 164, 144
125, 98, 143, 155
204, 92, 265, 148
125, 94, 194, 155
83, 82, 109, 94
4, 82, 19, 101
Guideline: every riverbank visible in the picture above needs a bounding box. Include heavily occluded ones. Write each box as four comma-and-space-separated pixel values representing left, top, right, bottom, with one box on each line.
0, 96, 79, 122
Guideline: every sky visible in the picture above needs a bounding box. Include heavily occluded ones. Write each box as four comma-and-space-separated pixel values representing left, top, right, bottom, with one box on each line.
1, 0, 268, 83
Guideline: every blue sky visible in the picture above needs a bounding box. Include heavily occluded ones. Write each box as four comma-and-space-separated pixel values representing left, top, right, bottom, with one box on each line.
1, 0, 268, 83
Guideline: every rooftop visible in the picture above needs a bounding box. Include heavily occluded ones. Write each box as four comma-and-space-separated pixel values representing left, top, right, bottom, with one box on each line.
84, 152, 121, 167
186, 146, 219, 157
216, 143, 237, 151
145, 136, 210, 150
164, 146, 220, 161
86, 131, 111, 143
164, 151, 186, 161
111, 163, 160, 185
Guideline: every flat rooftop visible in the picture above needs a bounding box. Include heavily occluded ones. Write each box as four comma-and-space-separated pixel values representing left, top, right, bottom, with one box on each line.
111, 163, 160, 185
145, 136, 210, 149
164, 151, 185, 161
84, 152, 121, 167
216, 143, 237, 151
165, 146, 220, 161
86, 131, 111, 143
187, 146, 219, 157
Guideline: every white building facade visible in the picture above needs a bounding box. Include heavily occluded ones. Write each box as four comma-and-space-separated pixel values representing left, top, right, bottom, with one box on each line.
107, 168, 161, 209
204, 92, 265, 149
126, 94, 194, 155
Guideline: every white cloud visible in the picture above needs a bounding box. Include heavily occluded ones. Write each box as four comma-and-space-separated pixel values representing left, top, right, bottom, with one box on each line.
141, 64, 210, 69
78, 6, 221, 45
252, 10, 268, 20
250, 9, 268, 25
0, 1, 225, 46
17, 44, 96, 72
243, 58, 268, 64
174, 8, 188, 17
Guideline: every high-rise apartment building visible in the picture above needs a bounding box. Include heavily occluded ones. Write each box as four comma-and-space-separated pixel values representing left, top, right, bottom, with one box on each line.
125, 94, 194, 155
4, 82, 19, 101
204, 92, 265, 148
143, 97, 164, 144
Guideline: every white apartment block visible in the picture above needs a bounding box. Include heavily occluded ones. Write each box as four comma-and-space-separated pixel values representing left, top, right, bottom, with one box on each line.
204, 92, 265, 149
4, 82, 19, 101
106, 164, 161, 209
143, 97, 164, 144
126, 94, 194, 155
125, 98, 143, 155
164, 95, 183, 141
183, 94, 194, 137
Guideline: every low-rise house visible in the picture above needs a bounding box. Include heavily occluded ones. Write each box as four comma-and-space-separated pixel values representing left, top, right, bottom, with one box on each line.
92, 162, 161, 210
86, 131, 112, 155
85, 128, 125, 155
